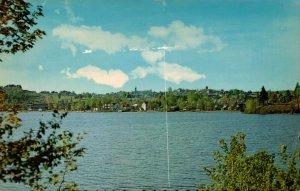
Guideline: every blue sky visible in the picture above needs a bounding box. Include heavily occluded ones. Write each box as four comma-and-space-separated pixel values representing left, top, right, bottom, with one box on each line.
1, 0, 300, 93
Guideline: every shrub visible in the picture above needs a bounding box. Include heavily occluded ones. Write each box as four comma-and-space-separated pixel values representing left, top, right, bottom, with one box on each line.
200, 132, 300, 191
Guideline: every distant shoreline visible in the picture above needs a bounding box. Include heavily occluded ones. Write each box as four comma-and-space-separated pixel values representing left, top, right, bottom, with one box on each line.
8, 109, 299, 115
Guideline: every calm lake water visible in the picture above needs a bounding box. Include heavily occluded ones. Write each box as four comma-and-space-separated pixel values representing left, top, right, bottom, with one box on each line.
2, 112, 300, 190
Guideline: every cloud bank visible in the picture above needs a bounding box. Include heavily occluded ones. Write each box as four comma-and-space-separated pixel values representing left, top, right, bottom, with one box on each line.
53, 20, 224, 55
54, 20, 222, 87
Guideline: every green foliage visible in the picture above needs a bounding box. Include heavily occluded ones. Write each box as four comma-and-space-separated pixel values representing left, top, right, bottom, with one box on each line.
3, 85, 27, 109
244, 99, 258, 114
202, 96, 214, 111
187, 91, 198, 110
176, 97, 186, 111
0, 0, 46, 62
0, 110, 85, 190
200, 132, 300, 191
167, 94, 176, 107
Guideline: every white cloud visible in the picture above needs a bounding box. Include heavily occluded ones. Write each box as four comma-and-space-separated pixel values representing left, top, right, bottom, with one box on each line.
61, 42, 77, 56
38, 65, 44, 71
158, 62, 205, 84
82, 49, 92, 54
148, 20, 225, 52
148, 25, 169, 38
53, 25, 148, 54
131, 62, 205, 84
131, 66, 156, 79
64, 0, 83, 23
61, 65, 129, 88
141, 50, 164, 64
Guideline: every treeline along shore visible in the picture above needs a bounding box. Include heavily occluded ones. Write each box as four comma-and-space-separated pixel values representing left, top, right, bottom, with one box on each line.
1, 83, 300, 114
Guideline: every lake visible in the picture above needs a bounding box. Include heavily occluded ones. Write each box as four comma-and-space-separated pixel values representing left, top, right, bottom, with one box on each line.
1, 112, 300, 190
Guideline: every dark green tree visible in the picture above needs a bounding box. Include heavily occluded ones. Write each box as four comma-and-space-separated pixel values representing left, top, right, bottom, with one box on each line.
259, 86, 268, 105
294, 82, 300, 112
0, 87, 5, 111
295, 82, 300, 99
284, 90, 292, 103
0, 0, 46, 62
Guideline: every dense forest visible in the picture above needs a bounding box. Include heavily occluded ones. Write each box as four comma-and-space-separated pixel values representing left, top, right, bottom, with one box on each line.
1, 83, 300, 114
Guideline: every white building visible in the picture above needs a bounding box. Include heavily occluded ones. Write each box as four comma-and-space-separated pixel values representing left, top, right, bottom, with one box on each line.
141, 102, 147, 111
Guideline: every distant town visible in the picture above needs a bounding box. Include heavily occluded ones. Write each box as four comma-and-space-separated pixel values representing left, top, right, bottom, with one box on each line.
1, 84, 300, 114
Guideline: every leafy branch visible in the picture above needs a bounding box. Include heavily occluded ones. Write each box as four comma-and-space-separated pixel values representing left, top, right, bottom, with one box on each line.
0, 0, 46, 62
0, 110, 85, 190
